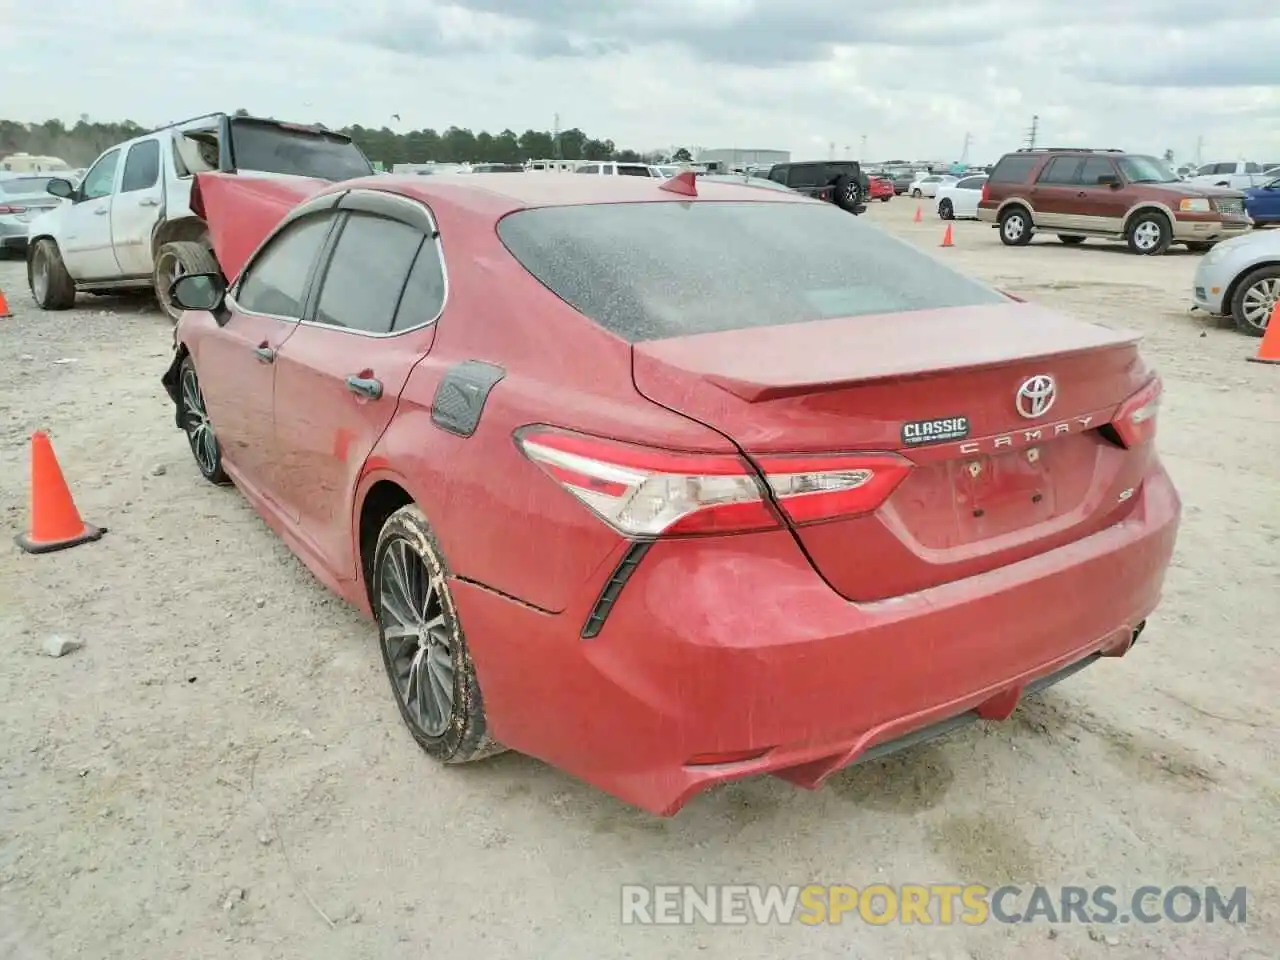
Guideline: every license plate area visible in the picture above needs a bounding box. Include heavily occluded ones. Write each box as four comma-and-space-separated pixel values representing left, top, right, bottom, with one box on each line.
951, 446, 1056, 537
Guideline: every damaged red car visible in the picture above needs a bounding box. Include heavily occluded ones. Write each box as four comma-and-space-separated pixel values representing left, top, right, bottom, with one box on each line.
161, 169, 1180, 816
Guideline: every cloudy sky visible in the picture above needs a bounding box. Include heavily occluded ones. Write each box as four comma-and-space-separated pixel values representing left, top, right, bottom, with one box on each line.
6, 0, 1280, 164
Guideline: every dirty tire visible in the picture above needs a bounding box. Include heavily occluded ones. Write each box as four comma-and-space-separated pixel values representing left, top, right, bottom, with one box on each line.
999, 207, 1034, 246
178, 355, 229, 485
880, 195, 891, 202
912, 188, 923, 199
27, 238, 76, 310
374, 505, 505, 764
1126, 211, 1172, 256
1058, 235, 1086, 245
154, 241, 220, 323
938, 199, 954, 220
1229, 264, 1280, 338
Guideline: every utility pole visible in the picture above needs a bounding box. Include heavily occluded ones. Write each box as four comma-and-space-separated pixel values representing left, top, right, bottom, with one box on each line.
960, 132, 972, 164
828, 141, 836, 160
553, 112, 561, 161
1025, 115, 1039, 150
1195, 134, 1204, 167
860, 134, 868, 160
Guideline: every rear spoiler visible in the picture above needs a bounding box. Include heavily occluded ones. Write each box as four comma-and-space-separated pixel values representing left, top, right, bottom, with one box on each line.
190, 172, 330, 282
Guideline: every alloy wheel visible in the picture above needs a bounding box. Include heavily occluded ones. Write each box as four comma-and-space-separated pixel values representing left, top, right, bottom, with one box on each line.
1003, 215, 1025, 241
1133, 221, 1162, 252
32, 249, 49, 303
180, 365, 218, 475
1241, 277, 1279, 333
379, 539, 455, 738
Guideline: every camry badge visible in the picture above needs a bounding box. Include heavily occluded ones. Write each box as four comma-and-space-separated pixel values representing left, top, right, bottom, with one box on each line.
1016, 375, 1056, 419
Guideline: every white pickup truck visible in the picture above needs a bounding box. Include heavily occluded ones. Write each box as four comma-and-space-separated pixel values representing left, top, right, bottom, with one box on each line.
1186, 161, 1271, 191
26, 112, 374, 321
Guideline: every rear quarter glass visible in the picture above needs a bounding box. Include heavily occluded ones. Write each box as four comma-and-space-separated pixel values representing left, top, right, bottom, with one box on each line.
989, 155, 1041, 184
496, 201, 1008, 342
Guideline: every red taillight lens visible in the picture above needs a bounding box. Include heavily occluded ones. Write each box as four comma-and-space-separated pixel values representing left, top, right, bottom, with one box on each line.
980, 182, 991, 203
1111, 376, 1162, 448
515, 427, 912, 537
0, 205, 26, 215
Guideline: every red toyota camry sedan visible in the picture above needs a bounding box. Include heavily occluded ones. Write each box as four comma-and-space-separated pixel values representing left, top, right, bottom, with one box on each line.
161, 169, 1180, 815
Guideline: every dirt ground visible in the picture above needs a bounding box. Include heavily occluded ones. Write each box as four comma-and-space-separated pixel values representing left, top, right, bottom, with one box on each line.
0, 198, 1276, 960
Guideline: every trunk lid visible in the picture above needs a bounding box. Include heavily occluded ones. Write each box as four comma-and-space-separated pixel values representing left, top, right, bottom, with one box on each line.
632, 302, 1153, 601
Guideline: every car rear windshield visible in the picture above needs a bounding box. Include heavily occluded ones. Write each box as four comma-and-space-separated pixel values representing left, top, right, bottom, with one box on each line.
497, 201, 1007, 341
229, 120, 374, 181
0, 177, 51, 194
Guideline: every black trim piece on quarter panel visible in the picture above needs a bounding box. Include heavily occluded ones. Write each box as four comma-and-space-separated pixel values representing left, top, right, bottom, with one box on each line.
430, 361, 506, 437
581, 541, 653, 639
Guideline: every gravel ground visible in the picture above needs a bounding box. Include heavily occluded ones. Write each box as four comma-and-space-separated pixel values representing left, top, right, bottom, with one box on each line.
1, 201, 1277, 960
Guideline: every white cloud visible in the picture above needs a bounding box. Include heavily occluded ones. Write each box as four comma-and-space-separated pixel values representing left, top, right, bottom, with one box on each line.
4, 0, 1279, 164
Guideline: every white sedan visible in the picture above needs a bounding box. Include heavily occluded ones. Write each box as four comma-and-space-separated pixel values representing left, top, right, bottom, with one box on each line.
935, 175, 989, 220
908, 174, 956, 198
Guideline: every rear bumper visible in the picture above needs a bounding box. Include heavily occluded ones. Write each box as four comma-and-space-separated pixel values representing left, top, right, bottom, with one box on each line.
453, 462, 1181, 816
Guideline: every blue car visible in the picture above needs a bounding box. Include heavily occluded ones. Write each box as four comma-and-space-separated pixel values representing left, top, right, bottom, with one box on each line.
1243, 174, 1280, 225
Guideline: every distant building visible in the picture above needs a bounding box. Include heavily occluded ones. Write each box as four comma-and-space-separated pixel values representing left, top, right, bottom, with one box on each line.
1, 152, 71, 174
696, 148, 790, 172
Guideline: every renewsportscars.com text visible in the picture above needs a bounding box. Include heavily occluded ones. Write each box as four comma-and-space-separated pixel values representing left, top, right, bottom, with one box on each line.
620, 884, 1247, 926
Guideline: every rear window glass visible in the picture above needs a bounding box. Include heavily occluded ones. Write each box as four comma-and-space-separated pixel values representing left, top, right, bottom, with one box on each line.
230, 120, 373, 181
990, 155, 1040, 184
497, 201, 1007, 342
0, 178, 51, 194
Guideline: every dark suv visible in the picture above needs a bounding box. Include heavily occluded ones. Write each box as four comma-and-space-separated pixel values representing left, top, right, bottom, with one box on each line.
767, 161, 869, 214
978, 148, 1249, 255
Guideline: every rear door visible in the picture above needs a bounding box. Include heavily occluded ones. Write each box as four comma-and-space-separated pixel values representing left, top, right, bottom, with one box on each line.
110, 136, 164, 276
270, 192, 446, 578
1028, 156, 1082, 228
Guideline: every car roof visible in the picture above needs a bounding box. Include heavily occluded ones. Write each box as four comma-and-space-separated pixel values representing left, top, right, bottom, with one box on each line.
317, 172, 814, 218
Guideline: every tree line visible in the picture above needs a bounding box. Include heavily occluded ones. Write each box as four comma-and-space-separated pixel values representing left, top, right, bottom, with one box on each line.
0, 112, 684, 168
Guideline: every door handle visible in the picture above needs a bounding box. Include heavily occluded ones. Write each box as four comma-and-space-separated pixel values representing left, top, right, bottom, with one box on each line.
138, 198, 160, 207
345, 375, 383, 400
93, 207, 108, 216
253, 345, 275, 363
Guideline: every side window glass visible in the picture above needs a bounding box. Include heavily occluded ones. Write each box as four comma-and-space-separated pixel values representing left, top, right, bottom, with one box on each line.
236, 215, 333, 318
393, 238, 447, 331
787, 165, 821, 187
1214, 163, 1235, 175
1077, 158, 1115, 185
576, 164, 597, 174
768, 166, 787, 184
313, 213, 425, 334
120, 140, 161, 193
1037, 157, 1080, 184
81, 149, 121, 200
1245, 162, 1260, 173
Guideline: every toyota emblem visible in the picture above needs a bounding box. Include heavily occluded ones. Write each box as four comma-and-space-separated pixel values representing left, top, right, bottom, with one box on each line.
1016, 375, 1056, 419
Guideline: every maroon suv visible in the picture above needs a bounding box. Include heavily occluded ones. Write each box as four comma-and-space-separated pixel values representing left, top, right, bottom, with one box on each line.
978, 148, 1250, 254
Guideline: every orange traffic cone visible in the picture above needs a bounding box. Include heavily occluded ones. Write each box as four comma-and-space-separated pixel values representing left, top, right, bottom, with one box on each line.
913, 206, 922, 223
15, 432, 106, 554
0, 286, 10, 319
941, 224, 954, 247
1247, 302, 1280, 365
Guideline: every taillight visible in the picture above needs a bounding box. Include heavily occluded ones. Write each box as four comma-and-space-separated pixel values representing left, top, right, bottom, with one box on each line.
980, 181, 991, 203
515, 427, 913, 537
0, 205, 26, 215
1111, 377, 1162, 448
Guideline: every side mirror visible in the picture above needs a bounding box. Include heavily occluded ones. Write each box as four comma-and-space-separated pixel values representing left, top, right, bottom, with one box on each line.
46, 178, 74, 200
169, 273, 226, 312
1097, 174, 1121, 188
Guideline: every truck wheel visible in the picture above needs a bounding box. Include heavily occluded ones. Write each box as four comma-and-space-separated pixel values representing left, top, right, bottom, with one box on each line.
1126, 212, 1172, 255
834, 175, 862, 213
27, 239, 77, 310
999, 207, 1034, 246
154, 241, 220, 323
